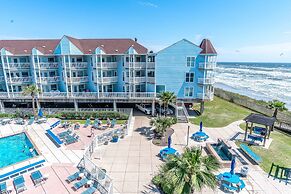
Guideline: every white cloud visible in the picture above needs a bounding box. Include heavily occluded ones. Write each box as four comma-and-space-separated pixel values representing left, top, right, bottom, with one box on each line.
218, 42, 291, 62
138, 1, 158, 8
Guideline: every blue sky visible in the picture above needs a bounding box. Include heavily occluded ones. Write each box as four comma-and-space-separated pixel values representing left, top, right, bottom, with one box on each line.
0, 0, 291, 62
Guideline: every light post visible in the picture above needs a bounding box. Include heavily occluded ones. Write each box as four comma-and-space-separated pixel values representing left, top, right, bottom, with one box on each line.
186, 125, 190, 146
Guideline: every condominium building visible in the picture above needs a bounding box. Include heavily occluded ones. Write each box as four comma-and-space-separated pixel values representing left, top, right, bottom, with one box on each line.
0, 36, 217, 113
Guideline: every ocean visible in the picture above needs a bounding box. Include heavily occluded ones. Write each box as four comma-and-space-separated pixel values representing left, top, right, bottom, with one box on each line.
214, 62, 291, 109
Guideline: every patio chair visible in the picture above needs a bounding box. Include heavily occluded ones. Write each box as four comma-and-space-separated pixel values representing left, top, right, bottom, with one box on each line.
81, 185, 97, 194
66, 172, 80, 183
13, 175, 26, 193
0, 182, 7, 194
65, 135, 79, 145
31, 170, 44, 186
84, 119, 90, 128
58, 129, 72, 138
73, 177, 89, 190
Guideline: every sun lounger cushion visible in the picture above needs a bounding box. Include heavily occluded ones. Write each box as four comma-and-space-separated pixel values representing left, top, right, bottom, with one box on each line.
13, 175, 26, 192
31, 170, 43, 185
73, 178, 89, 190
81, 186, 96, 194
0, 182, 7, 192
66, 172, 79, 182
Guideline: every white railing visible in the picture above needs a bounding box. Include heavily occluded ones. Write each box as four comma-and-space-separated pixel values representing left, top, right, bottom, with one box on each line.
198, 62, 216, 70
124, 62, 146, 68
4, 63, 30, 69
38, 62, 58, 69
8, 77, 32, 83
40, 76, 60, 83
198, 77, 214, 84
94, 62, 118, 69
124, 77, 146, 83
197, 92, 214, 100
67, 76, 88, 83
0, 92, 156, 99
67, 62, 88, 69
147, 77, 155, 83
98, 77, 118, 83
81, 109, 133, 194
147, 62, 155, 69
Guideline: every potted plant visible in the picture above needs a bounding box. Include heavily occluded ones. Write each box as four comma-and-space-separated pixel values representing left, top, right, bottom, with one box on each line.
112, 134, 119, 142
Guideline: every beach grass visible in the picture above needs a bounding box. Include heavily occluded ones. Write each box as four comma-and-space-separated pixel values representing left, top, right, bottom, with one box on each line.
239, 124, 291, 172
63, 119, 127, 125
189, 96, 253, 127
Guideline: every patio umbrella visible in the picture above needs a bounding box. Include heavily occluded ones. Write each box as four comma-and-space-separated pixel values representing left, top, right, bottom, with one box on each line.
230, 155, 236, 175
168, 135, 172, 148
200, 121, 203, 132
38, 108, 43, 118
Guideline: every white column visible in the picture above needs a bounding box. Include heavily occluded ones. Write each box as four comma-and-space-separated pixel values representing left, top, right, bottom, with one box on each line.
113, 100, 117, 112
68, 55, 73, 96
0, 55, 10, 97
100, 54, 104, 93
151, 99, 155, 116
5, 56, 13, 93
95, 55, 100, 98
36, 55, 43, 93
62, 55, 69, 97
74, 99, 78, 111
0, 100, 5, 113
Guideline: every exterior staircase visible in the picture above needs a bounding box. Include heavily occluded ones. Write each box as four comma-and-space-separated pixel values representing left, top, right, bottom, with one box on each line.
173, 101, 189, 123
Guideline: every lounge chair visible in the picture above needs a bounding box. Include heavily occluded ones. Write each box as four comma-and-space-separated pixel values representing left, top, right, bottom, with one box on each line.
0, 182, 7, 194
28, 117, 34, 125
84, 119, 90, 128
58, 129, 72, 138
13, 175, 26, 193
65, 135, 79, 145
31, 170, 44, 186
81, 186, 97, 194
66, 172, 80, 183
73, 177, 89, 190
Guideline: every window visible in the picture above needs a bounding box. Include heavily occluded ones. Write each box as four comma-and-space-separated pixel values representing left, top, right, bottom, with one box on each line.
156, 85, 165, 93
184, 87, 194, 97
51, 84, 57, 91
48, 57, 55, 62
147, 71, 155, 77
185, 72, 194, 82
186, 57, 195, 67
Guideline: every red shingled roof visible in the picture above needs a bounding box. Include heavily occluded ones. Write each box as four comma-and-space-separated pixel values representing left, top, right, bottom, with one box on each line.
0, 36, 148, 55
199, 39, 217, 55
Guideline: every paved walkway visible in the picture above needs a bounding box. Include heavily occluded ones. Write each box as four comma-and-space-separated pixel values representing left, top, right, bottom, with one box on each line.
93, 116, 291, 194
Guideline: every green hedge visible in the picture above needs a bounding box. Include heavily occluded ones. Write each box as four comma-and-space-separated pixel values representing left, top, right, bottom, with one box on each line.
47, 111, 129, 120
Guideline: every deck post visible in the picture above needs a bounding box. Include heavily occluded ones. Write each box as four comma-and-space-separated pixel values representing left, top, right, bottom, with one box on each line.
113, 100, 117, 112
200, 101, 205, 114
151, 100, 155, 116
244, 122, 248, 141
0, 100, 4, 113
74, 99, 78, 112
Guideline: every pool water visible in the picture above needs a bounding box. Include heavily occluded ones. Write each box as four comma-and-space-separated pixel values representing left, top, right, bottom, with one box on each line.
211, 143, 232, 161
0, 133, 38, 168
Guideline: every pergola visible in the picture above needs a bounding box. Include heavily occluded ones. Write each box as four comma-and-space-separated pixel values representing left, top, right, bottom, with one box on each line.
243, 113, 276, 146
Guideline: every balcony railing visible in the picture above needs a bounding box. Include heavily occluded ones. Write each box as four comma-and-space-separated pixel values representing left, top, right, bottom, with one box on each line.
97, 76, 118, 83
67, 76, 88, 83
198, 77, 214, 85
198, 62, 216, 70
38, 62, 58, 69
124, 77, 146, 83
147, 62, 155, 69
94, 62, 118, 69
197, 92, 214, 100
0, 92, 156, 99
4, 63, 30, 69
66, 62, 88, 69
124, 62, 146, 69
40, 76, 60, 83
147, 77, 155, 83
8, 77, 32, 84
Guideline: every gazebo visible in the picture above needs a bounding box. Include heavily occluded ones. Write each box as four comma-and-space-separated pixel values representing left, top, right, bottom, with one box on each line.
243, 113, 276, 146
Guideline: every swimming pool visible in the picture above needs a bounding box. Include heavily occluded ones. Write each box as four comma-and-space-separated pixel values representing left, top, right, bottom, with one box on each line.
0, 133, 38, 169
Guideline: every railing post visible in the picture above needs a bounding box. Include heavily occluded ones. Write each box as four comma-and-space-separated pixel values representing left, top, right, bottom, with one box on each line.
74, 99, 79, 112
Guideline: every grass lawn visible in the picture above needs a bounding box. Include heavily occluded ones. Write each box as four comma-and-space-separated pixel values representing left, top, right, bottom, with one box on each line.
63, 119, 127, 125
189, 96, 253, 127
238, 124, 291, 172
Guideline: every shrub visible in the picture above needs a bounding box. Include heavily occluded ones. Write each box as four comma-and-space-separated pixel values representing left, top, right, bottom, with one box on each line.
50, 111, 129, 120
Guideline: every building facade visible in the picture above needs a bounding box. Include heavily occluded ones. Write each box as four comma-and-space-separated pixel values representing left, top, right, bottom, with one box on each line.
0, 36, 216, 112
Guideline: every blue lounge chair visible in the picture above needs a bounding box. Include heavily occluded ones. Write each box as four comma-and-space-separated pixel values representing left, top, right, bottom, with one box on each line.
13, 175, 26, 193
84, 119, 90, 128
28, 117, 34, 125
58, 129, 72, 138
0, 182, 7, 193
66, 172, 80, 183
31, 170, 44, 185
73, 177, 89, 190
81, 186, 97, 194
65, 135, 79, 145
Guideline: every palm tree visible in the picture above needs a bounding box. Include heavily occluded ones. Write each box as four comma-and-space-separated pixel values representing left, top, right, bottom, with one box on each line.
159, 91, 176, 116
268, 100, 288, 118
150, 117, 176, 138
153, 147, 220, 194
22, 85, 41, 118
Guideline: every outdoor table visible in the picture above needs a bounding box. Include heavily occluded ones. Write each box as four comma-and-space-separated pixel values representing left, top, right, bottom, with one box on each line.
220, 172, 240, 184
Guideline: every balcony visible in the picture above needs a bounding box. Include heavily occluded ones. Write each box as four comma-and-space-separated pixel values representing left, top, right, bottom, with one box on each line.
38, 62, 58, 69
198, 62, 216, 70
147, 77, 155, 83
8, 77, 32, 84
124, 62, 146, 69
197, 92, 214, 100
124, 77, 146, 83
94, 62, 118, 69
66, 62, 88, 69
198, 77, 214, 85
4, 63, 30, 70
40, 76, 60, 83
67, 76, 88, 83
97, 76, 118, 83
